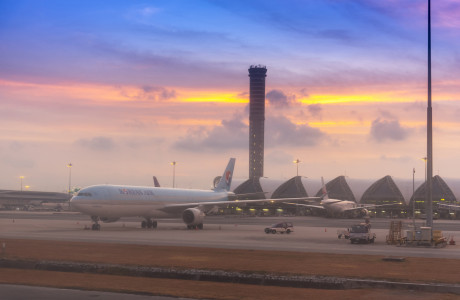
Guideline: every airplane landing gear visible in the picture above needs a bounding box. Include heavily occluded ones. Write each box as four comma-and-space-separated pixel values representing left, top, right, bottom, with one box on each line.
91, 216, 101, 231
187, 223, 203, 230
141, 218, 157, 229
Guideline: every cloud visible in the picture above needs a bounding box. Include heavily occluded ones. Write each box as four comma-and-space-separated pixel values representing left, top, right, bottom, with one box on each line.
266, 115, 325, 147
142, 85, 176, 100
75, 136, 116, 151
377, 109, 396, 119
299, 88, 309, 98
174, 112, 326, 153
173, 113, 248, 152
238, 91, 249, 98
369, 118, 409, 142
116, 85, 176, 101
266, 89, 296, 108
307, 104, 322, 117
0, 28, 244, 90
266, 89, 288, 107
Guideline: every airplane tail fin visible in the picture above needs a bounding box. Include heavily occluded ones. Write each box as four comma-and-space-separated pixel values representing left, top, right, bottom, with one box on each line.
321, 177, 329, 200
214, 158, 235, 191
153, 176, 161, 187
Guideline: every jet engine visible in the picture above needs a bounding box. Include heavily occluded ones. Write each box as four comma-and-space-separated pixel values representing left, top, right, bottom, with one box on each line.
182, 208, 205, 229
358, 208, 369, 217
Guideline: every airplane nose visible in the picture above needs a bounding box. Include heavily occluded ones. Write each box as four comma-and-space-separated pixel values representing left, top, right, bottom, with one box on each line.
69, 196, 79, 210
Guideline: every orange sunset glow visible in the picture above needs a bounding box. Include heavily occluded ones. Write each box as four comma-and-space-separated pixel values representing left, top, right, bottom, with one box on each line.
1, 0, 460, 193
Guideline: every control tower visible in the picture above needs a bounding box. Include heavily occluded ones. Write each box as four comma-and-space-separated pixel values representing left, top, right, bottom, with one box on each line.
248, 65, 267, 178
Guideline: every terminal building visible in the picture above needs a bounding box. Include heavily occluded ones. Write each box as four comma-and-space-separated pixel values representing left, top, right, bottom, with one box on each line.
360, 175, 406, 218
0, 189, 70, 210
227, 176, 460, 219
314, 176, 355, 202
409, 175, 457, 218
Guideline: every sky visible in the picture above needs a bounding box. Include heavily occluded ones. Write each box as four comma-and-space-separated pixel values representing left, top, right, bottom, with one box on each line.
1, 0, 460, 192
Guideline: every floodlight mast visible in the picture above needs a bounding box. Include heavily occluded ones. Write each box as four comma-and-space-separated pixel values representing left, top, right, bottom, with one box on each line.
426, 0, 433, 228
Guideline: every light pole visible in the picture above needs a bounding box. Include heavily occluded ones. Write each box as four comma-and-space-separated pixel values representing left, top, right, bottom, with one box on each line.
19, 175, 25, 204
171, 161, 176, 188
425, 0, 434, 228
67, 163, 72, 195
19, 176, 24, 192
293, 159, 301, 177
422, 157, 427, 184
412, 168, 416, 228
421, 156, 427, 220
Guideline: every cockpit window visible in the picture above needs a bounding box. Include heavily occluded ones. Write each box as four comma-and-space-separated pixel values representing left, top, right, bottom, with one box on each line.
77, 192, 92, 197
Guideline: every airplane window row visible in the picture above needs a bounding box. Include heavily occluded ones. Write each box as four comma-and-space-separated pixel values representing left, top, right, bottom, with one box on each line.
77, 192, 92, 197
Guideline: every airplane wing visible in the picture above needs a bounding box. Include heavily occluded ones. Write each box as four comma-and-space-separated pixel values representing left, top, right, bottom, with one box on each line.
359, 202, 403, 209
343, 206, 373, 213
285, 202, 402, 213
160, 197, 321, 214
285, 203, 326, 211
438, 203, 460, 211
336, 202, 404, 213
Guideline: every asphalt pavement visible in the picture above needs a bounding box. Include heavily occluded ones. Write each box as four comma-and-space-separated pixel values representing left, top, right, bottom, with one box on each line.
1, 211, 459, 258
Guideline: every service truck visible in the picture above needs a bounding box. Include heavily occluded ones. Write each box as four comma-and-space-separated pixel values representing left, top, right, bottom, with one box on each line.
349, 223, 375, 244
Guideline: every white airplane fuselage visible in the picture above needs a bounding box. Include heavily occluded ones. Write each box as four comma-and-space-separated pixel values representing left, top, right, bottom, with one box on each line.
70, 184, 229, 220
318, 199, 368, 218
321, 199, 358, 214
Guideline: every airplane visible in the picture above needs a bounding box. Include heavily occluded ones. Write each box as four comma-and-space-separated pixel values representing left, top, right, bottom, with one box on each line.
437, 202, 460, 212
290, 177, 402, 218
70, 158, 317, 230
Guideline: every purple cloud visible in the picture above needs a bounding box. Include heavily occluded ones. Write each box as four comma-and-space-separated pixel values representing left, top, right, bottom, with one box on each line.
173, 114, 248, 152
266, 115, 325, 147
307, 104, 322, 117
174, 112, 326, 152
266, 89, 296, 108
369, 118, 409, 142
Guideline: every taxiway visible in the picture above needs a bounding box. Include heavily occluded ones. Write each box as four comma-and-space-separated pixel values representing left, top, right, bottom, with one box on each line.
0, 211, 459, 259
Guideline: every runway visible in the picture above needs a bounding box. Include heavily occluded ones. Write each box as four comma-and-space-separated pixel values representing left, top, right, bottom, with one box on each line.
1, 211, 459, 259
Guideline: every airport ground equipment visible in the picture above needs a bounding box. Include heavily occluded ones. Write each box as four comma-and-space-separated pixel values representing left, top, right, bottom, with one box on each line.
386, 220, 403, 245
264, 222, 293, 234
349, 223, 375, 244
404, 227, 447, 247
337, 229, 350, 239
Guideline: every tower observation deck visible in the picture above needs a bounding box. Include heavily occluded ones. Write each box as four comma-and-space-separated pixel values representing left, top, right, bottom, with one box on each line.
248, 65, 267, 179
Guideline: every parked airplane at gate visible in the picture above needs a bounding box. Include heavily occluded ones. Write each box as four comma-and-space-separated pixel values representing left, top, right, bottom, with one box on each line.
292, 177, 401, 218
438, 203, 460, 211
70, 158, 317, 230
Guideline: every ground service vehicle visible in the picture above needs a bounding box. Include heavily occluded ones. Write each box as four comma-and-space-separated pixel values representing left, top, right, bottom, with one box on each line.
349, 223, 375, 244
264, 222, 294, 234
